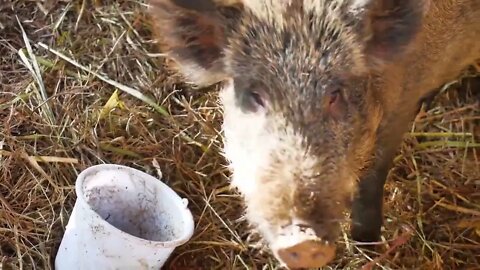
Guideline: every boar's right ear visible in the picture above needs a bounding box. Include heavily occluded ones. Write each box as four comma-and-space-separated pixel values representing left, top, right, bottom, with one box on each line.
147, 0, 242, 87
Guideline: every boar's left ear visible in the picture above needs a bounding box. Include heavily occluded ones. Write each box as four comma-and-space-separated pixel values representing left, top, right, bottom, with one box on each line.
146, 0, 243, 86
351, 0, 427, 69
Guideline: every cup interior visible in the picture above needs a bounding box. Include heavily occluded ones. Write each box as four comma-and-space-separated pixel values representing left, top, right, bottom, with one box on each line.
80, 167, 187, 242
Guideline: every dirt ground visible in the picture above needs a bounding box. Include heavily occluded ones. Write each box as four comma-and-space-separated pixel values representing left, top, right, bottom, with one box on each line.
0, 1, 479, 269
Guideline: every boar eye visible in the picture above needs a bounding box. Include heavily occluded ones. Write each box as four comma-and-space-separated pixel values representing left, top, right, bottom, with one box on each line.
326, 88, 346, 119
245, 90, 265, 110
250, 91, 265, 107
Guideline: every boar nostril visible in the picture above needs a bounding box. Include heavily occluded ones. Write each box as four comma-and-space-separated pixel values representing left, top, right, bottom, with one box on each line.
311, 251, 325, 260
289, 251, 299, 260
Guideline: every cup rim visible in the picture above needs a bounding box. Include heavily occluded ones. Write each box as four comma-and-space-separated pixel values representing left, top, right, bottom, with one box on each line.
74, 164, 195, 248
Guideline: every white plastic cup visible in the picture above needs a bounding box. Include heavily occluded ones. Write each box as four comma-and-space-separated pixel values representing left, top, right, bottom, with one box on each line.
55, 164, 195, 270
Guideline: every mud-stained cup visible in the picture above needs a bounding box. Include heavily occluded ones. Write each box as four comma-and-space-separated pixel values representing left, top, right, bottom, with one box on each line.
55, 164, 195, 270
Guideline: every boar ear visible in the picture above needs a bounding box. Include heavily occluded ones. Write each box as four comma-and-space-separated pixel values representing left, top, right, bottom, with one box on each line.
147, 0, 243, 86
352, 0, 427, 68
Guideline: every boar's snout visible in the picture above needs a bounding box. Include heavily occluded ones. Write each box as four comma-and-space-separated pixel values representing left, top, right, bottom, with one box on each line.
276, 241, 336, 269
271, 223, 337, 269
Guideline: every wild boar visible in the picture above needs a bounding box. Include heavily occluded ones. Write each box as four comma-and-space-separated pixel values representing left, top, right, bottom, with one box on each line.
146, 0, 480, 268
